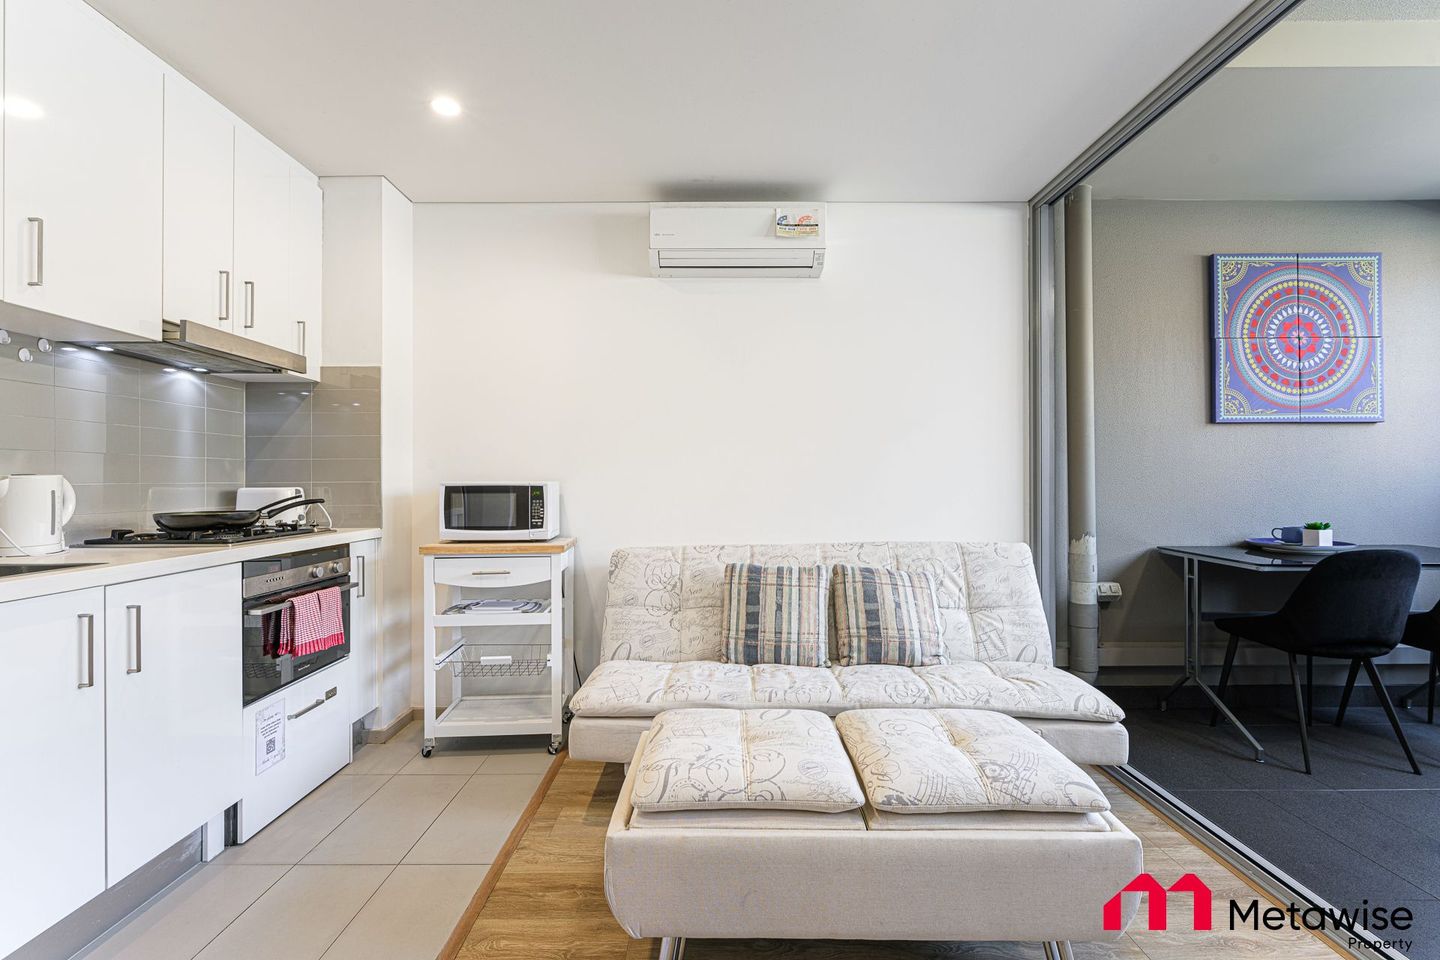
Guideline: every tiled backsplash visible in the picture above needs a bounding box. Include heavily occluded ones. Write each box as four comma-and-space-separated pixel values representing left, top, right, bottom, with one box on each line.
245, 367, 382, 529
0, 331, 246, 541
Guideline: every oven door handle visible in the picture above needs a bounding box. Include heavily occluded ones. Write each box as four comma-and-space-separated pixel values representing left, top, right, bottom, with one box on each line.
246, 580, 359, 617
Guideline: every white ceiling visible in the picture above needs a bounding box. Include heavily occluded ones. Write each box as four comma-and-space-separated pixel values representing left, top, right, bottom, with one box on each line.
86, 0, 1254, 203
1089, 8, 1440, 200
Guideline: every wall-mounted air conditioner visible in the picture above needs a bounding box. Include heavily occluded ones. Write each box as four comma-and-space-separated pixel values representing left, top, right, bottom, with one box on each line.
649, 202, 826, 278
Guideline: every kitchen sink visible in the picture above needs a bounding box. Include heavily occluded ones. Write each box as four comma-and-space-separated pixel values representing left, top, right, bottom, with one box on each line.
0, 562, 105, 578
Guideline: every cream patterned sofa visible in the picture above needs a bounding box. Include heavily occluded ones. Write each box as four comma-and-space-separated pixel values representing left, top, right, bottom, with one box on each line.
568, 541, 1128, 765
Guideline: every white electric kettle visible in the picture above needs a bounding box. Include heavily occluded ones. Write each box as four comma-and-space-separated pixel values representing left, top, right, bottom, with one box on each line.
0, 474, 77, 557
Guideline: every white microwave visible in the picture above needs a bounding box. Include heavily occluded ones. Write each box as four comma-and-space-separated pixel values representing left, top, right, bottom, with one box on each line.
439, 482, 559, 541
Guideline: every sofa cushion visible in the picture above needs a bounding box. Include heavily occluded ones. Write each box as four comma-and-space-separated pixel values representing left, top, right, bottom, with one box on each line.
915, 662, 1126, 722
600, 542, 1052, 665
836, 709, 1111, 815
570, 659, 1125, 724
831, 565, 945, 667
721, 563, 830, 667
569, 660, 846, 717
629, 708, 865, 813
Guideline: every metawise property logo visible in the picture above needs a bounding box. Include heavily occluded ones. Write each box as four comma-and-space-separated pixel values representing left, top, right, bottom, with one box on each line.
1104, 872, 1211, 931
1104, 872, 1415, 953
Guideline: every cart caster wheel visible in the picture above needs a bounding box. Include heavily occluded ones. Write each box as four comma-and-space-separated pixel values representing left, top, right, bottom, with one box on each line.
421, 743, 434, 758
547, 738, 562, 756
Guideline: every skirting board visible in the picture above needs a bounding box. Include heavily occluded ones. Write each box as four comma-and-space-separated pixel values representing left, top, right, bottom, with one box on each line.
364, 708, 420, 744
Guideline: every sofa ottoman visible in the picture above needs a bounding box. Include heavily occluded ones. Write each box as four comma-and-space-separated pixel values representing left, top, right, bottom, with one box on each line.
604, 707, 1142, 958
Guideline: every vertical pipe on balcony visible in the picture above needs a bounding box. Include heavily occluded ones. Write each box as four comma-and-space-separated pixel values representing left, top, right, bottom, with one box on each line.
1064, 184, 1099, 684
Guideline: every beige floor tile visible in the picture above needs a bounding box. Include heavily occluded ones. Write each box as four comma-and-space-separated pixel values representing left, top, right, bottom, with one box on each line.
83, 865, 286, 960
345, 723, 423, 776
396, 748, 489, 776
193, 865, 391, 960
303, 775, 468, 865
476, 749, 555, 774
219, 774, 390, 865
404, 773, 543, 865
320, 864, 487, 960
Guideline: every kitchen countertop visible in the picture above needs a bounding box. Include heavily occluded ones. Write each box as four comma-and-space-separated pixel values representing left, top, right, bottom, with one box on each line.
0, 527, 384, 604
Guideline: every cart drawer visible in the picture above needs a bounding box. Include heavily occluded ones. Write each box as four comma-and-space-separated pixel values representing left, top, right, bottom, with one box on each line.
432, 555, 552, 589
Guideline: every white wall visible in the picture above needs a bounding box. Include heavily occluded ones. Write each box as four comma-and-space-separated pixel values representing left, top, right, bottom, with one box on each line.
411, 202, 1029, 673
320, 175, 415, 729
320, 177, 383, 367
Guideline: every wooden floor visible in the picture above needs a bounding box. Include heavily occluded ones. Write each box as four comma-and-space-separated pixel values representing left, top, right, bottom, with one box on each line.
451, 760, 1343, 960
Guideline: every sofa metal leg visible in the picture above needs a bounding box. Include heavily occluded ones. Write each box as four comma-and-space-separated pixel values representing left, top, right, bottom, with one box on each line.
1042, 942, 1074, 960
657, 936, 686, 960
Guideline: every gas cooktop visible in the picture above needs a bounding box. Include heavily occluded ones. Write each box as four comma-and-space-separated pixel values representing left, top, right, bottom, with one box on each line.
81, 524, 336, 547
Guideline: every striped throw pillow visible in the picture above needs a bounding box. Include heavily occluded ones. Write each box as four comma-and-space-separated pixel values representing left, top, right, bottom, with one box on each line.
831, 565, 945, 666
721, 563, 830, 667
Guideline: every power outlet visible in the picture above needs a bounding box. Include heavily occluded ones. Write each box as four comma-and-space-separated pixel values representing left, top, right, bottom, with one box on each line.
1096, 581, 1123, 602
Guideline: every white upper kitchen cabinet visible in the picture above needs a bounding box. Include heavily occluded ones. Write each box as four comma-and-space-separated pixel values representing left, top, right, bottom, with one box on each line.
163, 72, 235, 331
105, 565, 242, 885
3, 0, 162, 339
233, 123, 294, 352
0, 588, 106, 958
290, 164, 324, 378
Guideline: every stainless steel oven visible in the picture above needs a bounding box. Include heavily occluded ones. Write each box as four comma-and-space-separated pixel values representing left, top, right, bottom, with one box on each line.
242, 545, 355, 706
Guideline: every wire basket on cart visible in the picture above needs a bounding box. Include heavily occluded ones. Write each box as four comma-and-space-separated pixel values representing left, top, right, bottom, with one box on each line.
436, 642, 552, 679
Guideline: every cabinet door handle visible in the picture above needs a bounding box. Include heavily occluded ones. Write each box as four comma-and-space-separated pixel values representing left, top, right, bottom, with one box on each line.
77, 613, 95, 689
357, 554, 366, 598
243, 281, 255, 328
126, 604, 143, 674
297, 319, 306, 354
219, 270, 231, 324
471, 569, 511, 576
287, 687, 337, 720
26, 217, 44, 286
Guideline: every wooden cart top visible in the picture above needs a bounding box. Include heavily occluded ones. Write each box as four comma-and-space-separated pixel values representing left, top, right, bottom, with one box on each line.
418, 538, 576, 556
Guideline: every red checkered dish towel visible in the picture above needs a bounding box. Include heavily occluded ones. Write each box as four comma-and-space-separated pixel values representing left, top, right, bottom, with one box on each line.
290, 586, 346, 656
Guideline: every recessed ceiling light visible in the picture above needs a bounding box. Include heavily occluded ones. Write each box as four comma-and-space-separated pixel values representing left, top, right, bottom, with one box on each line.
192, 367, 208, 373
162, 367, 178, 374
59, 346, 78, 352
430, 96, 462, 118
95, 345, 115, 352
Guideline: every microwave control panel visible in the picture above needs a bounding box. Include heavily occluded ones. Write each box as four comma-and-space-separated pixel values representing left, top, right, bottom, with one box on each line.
530, 486, 546, 529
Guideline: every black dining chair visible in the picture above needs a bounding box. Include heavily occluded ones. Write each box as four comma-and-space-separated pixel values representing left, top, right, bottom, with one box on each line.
1399, 600, 1440, 723
1209, 549, 1421, 775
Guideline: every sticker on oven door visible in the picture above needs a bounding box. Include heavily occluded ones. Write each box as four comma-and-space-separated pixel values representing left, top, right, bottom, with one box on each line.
256, 700, 287, 775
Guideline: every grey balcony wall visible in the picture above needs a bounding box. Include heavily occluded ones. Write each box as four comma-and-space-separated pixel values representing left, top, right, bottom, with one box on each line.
1092, 199, 1440, 676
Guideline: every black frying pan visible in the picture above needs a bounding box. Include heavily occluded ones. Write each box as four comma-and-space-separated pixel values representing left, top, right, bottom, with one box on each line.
153, 495, 326, 533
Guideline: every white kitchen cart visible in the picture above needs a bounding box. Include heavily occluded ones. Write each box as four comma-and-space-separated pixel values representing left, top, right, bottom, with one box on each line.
419, 539, 576, 756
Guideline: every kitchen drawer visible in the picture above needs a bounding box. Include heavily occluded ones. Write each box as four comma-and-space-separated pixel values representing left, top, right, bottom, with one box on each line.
235, 662, 350, 843
431, 555, 553, 589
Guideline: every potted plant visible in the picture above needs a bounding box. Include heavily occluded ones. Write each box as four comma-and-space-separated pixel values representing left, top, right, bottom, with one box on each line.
1303, 521, 1334, 547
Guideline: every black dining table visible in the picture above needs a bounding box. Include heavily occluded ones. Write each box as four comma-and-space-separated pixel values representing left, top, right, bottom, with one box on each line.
1154, 544, 1440, 763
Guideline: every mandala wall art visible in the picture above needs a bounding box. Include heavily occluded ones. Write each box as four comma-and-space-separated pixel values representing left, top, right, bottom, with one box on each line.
1211, 253, 1383, 424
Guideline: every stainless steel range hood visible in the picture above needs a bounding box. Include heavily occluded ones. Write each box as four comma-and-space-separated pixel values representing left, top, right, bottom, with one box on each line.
82, 320, 306, 376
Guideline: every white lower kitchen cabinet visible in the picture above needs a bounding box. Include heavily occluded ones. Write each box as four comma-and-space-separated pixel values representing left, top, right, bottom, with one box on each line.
0, 588, 106, 958
349, 538, 381, 722
105, 565, 242, 884
236, 661, 351, 842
